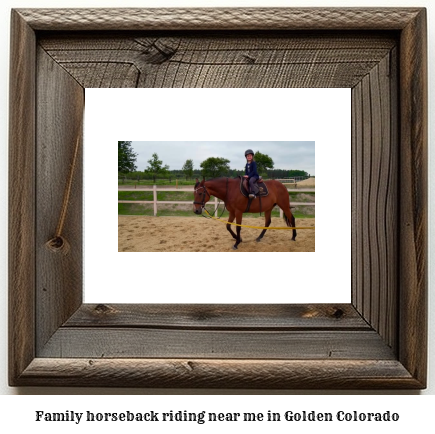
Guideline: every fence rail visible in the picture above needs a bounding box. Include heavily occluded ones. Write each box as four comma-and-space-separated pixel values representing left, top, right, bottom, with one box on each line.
119, 186, 314, 217
274, 176, 311, 183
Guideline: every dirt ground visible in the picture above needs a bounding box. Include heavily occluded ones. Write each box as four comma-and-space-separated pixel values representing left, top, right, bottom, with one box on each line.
118, 216, 315, 252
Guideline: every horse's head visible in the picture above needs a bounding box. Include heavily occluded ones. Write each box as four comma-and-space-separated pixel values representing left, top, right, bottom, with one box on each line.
193, 178, 210, 214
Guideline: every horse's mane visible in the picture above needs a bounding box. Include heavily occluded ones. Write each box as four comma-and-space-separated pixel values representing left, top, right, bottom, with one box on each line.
206, 177, 227, 182
195, 177, 238, 188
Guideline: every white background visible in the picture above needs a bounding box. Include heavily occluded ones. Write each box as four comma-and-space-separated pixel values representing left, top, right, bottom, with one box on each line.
85, 88, 350, 304
0, 0, 433, 413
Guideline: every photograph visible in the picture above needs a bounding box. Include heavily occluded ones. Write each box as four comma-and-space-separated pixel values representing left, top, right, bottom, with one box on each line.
118, 141, 315, 252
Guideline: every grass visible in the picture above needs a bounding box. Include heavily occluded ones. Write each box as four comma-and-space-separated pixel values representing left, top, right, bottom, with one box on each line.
118, 191, 154, 201
289, 191, 315, 201
119, 191, 217, 202
119, 190, 314, 202
118, 203, 154, 216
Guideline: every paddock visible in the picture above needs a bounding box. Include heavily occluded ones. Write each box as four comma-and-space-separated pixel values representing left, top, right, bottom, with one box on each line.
118, 216, 315, 252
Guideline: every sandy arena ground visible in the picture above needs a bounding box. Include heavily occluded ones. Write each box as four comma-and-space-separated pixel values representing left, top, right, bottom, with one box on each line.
295, 177, 315, 188
118, 178, 315, 252
119, 216, 315, 252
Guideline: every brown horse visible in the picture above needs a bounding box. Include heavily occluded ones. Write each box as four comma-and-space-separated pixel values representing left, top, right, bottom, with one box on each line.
193, 177, 296, 250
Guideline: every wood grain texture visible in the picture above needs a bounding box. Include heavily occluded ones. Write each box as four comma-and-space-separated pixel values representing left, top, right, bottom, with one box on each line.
398, 8, 428, 386
16, 8, 422, 31
351, 50, 398, 351
39, 328, 395, 360
8, 10, 36, 386
39, 33, 396, 88
65, 304, 369, 329
17, 358, 420, 389
8, 8, 427, 389
35, 48, 84, 353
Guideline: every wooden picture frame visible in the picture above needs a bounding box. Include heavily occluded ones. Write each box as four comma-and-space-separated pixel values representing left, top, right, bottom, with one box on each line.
9, 8, 427, 389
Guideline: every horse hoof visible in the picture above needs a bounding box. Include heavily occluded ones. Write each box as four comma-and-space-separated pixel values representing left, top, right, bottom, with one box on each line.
232, 245, 238, 250
291, 238, 296, 241
256, 237, 261, 242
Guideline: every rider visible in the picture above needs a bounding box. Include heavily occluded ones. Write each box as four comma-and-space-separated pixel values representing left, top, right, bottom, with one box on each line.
244, 149, 260, 198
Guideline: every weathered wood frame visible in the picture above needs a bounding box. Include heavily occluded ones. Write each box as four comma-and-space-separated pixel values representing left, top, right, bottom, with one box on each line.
9, 8, 427, 388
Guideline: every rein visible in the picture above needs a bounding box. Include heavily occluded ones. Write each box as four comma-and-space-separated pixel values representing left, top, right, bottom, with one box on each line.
194, 178, 228, 218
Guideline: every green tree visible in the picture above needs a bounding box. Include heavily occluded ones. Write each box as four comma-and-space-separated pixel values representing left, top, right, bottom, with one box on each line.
288, 169, 309, 178
200, 157, 230, 178
254, 151, 274, 176
182, 159, 194, 180
145, 153, 169, 182
118, 141, 137, 173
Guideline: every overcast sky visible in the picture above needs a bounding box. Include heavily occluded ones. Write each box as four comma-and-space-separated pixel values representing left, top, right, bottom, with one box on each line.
131, 141, 315, 175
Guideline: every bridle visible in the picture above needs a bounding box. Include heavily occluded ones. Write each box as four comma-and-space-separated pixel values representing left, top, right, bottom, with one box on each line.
193, 185, 210, 209
193, 178, 229, 213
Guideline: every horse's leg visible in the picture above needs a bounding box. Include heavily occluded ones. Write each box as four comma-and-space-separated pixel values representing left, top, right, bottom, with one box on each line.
233, 210, 243, 250
256, 209, 272, 242
291, 213, 297, 241
282, 207, 297, 241
226, 210, 237, 240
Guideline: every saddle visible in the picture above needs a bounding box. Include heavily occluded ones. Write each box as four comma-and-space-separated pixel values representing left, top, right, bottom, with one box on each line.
238, 176, 269, 213
239, 176, 269, 198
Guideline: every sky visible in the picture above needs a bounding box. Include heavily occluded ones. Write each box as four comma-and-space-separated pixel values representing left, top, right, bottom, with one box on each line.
131, 141, 315, 175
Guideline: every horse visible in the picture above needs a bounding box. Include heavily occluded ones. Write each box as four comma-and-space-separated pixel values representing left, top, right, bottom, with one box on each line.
193, 177, 296, 250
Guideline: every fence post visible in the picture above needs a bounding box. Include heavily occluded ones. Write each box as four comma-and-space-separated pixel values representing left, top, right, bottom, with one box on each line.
214, 196, 218, 217
280, 207, 283, 219
153, 185, 157, 216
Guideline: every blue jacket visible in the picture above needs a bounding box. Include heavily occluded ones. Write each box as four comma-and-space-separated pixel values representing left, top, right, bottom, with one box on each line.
245, 161, 259, 179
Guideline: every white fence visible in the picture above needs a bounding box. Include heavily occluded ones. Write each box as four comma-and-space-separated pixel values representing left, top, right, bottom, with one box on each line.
275, 178, 296, 183
274, 176, 311, 183
118, 186, 315, 218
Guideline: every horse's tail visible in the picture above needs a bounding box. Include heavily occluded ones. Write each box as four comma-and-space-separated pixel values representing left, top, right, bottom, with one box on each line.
284, 207, 296, 231
283, 212, 292, 227
284, 208, 297, 241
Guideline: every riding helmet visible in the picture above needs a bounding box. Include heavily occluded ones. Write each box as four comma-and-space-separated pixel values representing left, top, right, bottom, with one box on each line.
245, 149, 254, 157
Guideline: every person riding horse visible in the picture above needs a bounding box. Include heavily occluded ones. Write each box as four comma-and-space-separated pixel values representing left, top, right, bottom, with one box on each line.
244, 149, 260, 198
193, 176, 297, 250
